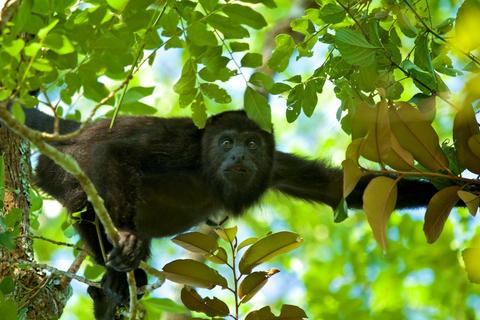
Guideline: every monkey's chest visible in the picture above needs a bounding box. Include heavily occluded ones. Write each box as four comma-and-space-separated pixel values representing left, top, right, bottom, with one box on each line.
134, 172, 220, 238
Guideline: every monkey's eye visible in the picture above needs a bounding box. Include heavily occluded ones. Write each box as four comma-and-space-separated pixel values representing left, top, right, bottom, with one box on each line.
221, 138, 233, 151
247, 140, 257, 150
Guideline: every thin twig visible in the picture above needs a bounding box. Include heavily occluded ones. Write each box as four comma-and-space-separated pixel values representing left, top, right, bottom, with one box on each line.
403, 0, 480, 66
17, 259, 101, 288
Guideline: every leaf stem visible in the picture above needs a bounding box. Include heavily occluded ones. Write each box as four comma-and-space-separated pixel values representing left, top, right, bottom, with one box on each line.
403, 0, 480, 66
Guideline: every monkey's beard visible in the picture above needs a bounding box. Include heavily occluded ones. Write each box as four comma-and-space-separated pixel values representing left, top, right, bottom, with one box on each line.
208, 169, 270, 215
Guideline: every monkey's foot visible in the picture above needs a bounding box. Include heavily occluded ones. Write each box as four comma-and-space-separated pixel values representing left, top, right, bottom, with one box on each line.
106, 230, 146, 272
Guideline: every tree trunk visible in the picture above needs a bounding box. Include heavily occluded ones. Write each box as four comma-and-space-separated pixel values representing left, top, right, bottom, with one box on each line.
0, 126, 71, 319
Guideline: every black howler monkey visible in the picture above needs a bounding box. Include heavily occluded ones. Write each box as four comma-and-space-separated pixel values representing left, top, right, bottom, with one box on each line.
18, 108, 439, 319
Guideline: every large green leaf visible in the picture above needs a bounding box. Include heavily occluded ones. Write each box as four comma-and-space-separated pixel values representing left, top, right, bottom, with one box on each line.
335, 28, 379, 66
239, 231, 303, 274
244, 87, 272, 132
319, 3, 345, 24
223, 4, 267, 29
267, 34, 295, 72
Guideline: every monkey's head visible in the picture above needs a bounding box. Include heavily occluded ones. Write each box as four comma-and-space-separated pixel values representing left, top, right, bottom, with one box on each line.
202, 111, 275, 214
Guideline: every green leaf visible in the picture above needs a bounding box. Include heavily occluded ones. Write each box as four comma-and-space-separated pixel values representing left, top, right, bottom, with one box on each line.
3, 39, 25, 59
123, 87, 155, 104
0, 232, 15, 250
290, 17, 315, 35
192, 94, 207, 128
230, 42, 249, 52
163, 259, 228, 289
179, 90, 197, 108
106, 0, 129, 11
285, 75, 302, 83
239, 231, 303, 274
436, 17, 455, 34
269, 82, 291, 95
84, 264, 104, 280
142, 297, 187, 314
199, 0, 219, 11
319, 3, 345, 24
0, 277, 14, 294
181, 287, 229, 317
32, 0, 51, 15
303, 81, 318, 117
334, 198, 349, 223
239, 0, 276, 8
414, 34, 436, 84
5, 208, 22, 227
223, 4, 267, 29
200, 83, 232, 103
44, 33, 75, 55
31, 59, 53, 72
244, 87, 272, 132
172, 232, 219, 255
188, 22, 217, 47
174, 59, 197, 95
267, 34, 295, 72
0, 299, 17, 320
397, 10, 417, 38
241, 53, 263, 68
11, 102, 25, 124
207, 14, 250, 39
286, 84, 303, 123
38, 19, 59, 40
335, 28, 378, 66
249, 72, 273, 90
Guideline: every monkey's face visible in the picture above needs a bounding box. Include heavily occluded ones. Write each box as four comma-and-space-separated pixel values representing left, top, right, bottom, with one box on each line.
216, 130, 264, 185
201, 111, 274, 212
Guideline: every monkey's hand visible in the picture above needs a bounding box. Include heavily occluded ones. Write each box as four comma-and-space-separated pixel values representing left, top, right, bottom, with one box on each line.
106, 230, 147, 272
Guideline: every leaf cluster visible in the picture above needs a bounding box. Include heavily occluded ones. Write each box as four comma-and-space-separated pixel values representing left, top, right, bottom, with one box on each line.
161, 226, 306, 319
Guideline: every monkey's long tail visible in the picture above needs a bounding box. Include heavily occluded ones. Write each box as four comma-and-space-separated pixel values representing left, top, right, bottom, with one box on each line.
22, 107, 81, 134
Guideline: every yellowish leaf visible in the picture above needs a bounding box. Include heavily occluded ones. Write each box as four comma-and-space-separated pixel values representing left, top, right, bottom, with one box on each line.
363, 176, 398, 250
163, 259, 228, 289
215, 226, 238, 243
239, 231, 303, 274
342, 159, 363, 198
238, 269, 279, 303
423, 186, 461, 243
345, 138, 363, 164
172, 232, 218, 255
457, 190, 479, 216
360, 101, 391, 165
351, 102, 375, 139
389, 102, 448, 171
462, 248, 480, 283
181, 287, 230, 317
468, 134, 480, 159
453, 106, 480, 174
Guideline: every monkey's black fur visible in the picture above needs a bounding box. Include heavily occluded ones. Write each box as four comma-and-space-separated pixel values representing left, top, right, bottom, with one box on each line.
20, 108, 440, 319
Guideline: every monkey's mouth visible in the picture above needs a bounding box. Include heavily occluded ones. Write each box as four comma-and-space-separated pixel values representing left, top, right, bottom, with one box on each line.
226, 165, 250, 175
